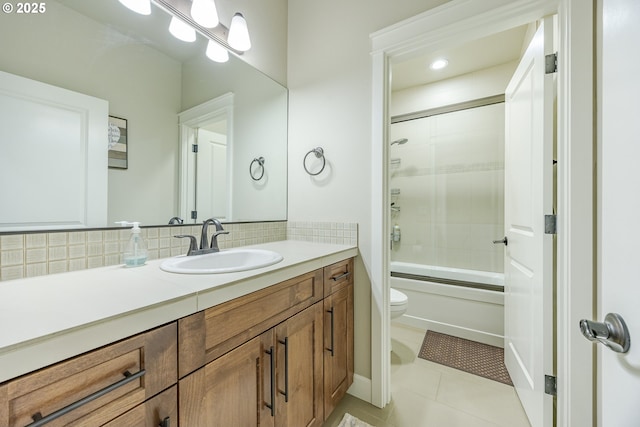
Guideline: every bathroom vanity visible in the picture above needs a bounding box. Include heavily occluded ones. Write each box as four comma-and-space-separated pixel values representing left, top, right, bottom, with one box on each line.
0, 241, 356, 426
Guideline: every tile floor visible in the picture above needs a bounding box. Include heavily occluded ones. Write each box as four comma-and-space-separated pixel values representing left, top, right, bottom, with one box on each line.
323, 323, 531, 427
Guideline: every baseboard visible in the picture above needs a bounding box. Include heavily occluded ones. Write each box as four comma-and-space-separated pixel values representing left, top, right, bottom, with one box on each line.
395, 315, 504, 348
347, 374, 372, 403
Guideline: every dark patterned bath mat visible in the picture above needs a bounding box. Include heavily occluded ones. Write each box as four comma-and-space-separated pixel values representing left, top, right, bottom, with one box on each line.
418, 331, 513, 385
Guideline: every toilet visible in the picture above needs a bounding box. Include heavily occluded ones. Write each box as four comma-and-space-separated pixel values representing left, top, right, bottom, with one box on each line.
390, 288, 408, 319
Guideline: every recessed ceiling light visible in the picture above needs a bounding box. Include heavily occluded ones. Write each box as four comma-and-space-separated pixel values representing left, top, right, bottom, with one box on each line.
430, 58, 449, 70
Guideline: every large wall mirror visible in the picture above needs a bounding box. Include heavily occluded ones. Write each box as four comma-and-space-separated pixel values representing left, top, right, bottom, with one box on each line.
0, 0, 287, 232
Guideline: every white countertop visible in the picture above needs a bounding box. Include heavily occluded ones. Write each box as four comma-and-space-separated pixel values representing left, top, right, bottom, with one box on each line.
0, 240, 358, 383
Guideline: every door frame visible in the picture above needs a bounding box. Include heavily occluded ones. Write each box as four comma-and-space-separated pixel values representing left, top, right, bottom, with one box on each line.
178, 93, 235, 223
369, 0, 595, 424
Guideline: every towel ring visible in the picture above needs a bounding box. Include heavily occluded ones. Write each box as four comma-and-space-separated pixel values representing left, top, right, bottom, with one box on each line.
250, 157, 265, 181
303, 147, 326, 176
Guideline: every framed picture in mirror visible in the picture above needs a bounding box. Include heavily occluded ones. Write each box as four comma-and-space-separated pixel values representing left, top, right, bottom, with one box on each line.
108, 116, 128, 169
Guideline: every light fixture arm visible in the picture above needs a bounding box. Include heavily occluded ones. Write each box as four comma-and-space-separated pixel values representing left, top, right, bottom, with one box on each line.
152, 0, 244, 55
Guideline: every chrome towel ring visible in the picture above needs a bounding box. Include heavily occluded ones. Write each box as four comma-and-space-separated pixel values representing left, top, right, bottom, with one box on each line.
303, 147, 326, 176
250, 157, 265, 181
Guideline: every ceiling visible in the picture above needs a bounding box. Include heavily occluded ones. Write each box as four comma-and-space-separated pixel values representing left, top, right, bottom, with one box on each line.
391, 25, 530, 91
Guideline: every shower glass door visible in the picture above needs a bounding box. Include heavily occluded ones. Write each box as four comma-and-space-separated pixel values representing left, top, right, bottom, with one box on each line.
389, 102, 505, 274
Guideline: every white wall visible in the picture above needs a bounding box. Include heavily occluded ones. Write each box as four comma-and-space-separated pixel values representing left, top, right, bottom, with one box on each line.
182, 56, 288, 221
391, 61, 518, 116
287, 0, 451, 380
217, 0, 288, 86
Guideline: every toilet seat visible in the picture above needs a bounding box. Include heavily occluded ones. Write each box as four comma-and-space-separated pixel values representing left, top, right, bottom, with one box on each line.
390, 288, 408, 306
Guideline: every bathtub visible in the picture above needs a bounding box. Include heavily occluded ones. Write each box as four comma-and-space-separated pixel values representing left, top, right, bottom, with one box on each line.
390, 261, 505, 347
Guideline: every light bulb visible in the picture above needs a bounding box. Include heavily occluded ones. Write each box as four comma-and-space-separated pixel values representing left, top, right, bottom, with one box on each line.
206, 40, 229, 63
430, 58, 449, 70
169, 16, 196, 42
191, 0, 219, 28
118, 0, 151, 15
228, 13, 251, 51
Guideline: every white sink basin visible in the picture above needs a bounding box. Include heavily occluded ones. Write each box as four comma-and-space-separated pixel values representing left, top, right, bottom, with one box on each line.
160, 249, 283, 274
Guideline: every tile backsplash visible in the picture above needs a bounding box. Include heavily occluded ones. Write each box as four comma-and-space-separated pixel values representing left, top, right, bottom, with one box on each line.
287, 221, 358, 246
0, 221, 358, 282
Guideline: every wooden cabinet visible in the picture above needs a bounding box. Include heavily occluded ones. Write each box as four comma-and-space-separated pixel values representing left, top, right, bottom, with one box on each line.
323, 259, 355, 420
178, 269, 324, 378
179, 303, 325, 427
274, 303, 324, 427
0, 323, 177, 427
102, 385, 177, 427
178, 259, 354, 426
0, 257, 354, 427
179, 334, 272, 426
323, 258, 354, 296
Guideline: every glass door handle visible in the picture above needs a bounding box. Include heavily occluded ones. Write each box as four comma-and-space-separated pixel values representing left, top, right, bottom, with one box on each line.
493, 237, 508, 246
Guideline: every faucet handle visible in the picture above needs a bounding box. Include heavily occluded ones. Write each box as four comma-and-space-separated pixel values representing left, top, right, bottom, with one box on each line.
174, 235, 198, 256
210, 230, 230, 250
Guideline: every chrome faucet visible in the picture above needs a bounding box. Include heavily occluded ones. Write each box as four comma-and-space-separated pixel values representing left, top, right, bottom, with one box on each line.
168, 216, 184, 225
174, 218, 229, 256
200, 218, 229, 252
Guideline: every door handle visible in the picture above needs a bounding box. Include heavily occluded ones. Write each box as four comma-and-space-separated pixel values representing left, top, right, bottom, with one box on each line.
579, 313, 630, 353
493, 237, 508, 246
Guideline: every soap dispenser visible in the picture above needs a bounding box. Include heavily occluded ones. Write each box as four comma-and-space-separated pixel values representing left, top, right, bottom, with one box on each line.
116, 221, 148, 267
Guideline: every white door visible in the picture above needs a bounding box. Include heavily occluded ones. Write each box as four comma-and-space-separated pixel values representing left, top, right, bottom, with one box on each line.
597, 0, 640, 424
0, 71, 108, 231
196, 128, 228, 220
503, 18, 555, 427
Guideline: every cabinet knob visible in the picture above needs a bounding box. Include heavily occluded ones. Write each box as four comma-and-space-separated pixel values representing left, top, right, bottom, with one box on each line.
159, 416, 170, 427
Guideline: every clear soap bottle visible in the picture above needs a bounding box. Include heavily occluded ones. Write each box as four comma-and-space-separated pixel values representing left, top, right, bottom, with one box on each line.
116, 221, 148, 267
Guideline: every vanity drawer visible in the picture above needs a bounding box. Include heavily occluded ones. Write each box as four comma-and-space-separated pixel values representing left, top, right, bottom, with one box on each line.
178, 268, 323, 377
0, 323, 177, 427
102, 385, 177, 427
323, 258, 354, 296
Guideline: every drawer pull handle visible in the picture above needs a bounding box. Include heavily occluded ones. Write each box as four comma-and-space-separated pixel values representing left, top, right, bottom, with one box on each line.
278, 337, 289, 403
326, 307, 335, 357
159, 416, 170, 427
26, 369, 146, 427
265, 347, 276, 416
331, 272, 350, 281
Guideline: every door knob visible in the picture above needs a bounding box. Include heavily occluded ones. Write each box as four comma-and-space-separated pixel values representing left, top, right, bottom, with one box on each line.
579, 313, 630, 353
493, 237, 508, 246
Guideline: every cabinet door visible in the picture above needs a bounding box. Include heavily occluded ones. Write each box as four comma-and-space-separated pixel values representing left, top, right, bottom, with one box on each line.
179, 333, 274, 427
323, 283, 354, 419
275, 303, 324, 427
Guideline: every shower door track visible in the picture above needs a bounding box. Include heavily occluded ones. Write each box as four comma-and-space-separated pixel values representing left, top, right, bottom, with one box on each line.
390, 271, 504, 292
391, 94, 505, 124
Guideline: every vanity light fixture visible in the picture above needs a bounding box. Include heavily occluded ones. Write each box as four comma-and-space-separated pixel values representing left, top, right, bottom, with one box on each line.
206, 39, 229, 63
119, 0, 151, 15
190, 0, 219, 28
228, 13, 251, 52
142, 0, 251, 63
430, 58, 449, 70
169, 16, 196, 42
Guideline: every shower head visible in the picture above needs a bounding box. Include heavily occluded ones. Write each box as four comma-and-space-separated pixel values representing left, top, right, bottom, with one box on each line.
391, 138, 408, 146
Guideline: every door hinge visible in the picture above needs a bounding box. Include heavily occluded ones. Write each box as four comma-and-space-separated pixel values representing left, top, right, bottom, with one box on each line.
191, 210, 197, 220
545, 53, 558, 74
545, 375, 557, 396
192, 144, 198, 153
544, 214, 557, 234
